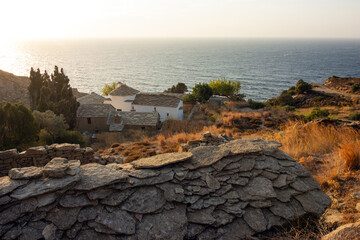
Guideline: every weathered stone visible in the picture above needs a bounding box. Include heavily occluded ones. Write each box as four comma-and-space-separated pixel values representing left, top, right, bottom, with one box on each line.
87, 188, 114, 200
127, 168, 160, 179
53, 143, 78, 151
11, 174, 80, 200
101, 188, 135, 206
66, 222, 83, 239
116, 171, 174, 189
224, 158, 255, 172
157, 182, 184, 202
219, 202, 248, 215
20, 197, 38, 213
0, 176, 28, 196
188, 206, 216, 225
197, 228, 224, 240
322, 209, 344, 227
74, 163, 128, 190
203, 197, 226, 208
42, 223, 57, 240
78, 205, 103, 222
212, 184, 232, 197
186, 223, 206, 239
205, 173, 221, 190
0, 195, 11, 205
290, 178, 312, 192
76, 229, 103, 240
65, 160, 80, 176
95, 209, 136, 235
184, 195, 201, 204
26, 146, 47, 156
275, 188, 300, 202
273, 174, 288, 188
322, 221, 360, 240
190, 199, 204, 210
285, 164, 311, 177
270, 200, 296, 220
220, 218, 255, 240
249, 200, 272, 208
59, 193, 97, 207
173, 168, 189, 181
37, 193, 57, 207
121, 186, 166, 213
243, 207, 267, 232
222, 190, 240, 200
137, 204, 187, 240
261, 170, 278, 180
43, 158, 70, 178
8, 167, 43, 180
295, 190, 331, 215
0, 223, 14, 237
254, 157, 280, 171
0, 204, 22, 224
262, 208, 286, 230
131, 152, 192, 169
241, 176, 276, 201
3, 225, 22, 240
0, 149, 18, 160
45, 207, 81, 230
184, 145, 230, 170
87, 220, 117, 234
212, 210, 235, 227
227, 175, 249, 186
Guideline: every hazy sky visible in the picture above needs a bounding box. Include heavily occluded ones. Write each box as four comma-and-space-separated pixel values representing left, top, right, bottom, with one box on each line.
1, 0, 360, 40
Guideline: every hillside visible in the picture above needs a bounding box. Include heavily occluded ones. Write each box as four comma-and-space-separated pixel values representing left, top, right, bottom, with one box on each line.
0, 70, 31, 107
324, 76, 360, 93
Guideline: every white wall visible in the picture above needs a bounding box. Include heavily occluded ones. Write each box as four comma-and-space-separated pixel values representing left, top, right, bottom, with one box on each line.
177, 100, 184, 120
105, 95, 135, 111
133, 103, 183, 122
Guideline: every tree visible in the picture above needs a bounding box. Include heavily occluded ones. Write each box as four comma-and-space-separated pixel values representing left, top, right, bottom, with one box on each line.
28, 68, 43, 109
295, 79, 312, 94
164, 83, 188, 93
33, 110, 69, 143
192, 83, 213, 103
0, 102, 39, 149
102, 82, 116, 96
36, 66, 79, 129
209, 78, 241, 97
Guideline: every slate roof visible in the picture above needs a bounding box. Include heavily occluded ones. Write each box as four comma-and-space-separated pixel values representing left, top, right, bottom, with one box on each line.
77, 104, 115, 118
107, 111, 160, 127
77, 92, 108, 104
132, 93, 182, 108
109, 83, 140, 96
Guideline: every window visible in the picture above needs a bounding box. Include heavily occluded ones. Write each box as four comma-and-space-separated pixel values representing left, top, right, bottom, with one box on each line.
154, 107, 157, 111
117, 109, 122, 111
87, 118, 91, 124
167, 113, 169, 117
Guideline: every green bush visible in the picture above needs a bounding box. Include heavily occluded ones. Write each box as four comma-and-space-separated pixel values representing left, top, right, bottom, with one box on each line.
182, 94, 197, 103
209, 114, 221, 122
349, 113, 360, 121
164, 83, 188, 93
306, 107, 330, 121
192, 83, 213, 103
351, 84, 360, 93
56, 131, 85, 147
277, 92, 295, 106
209, 78, 241, 97
285, 105, 296, 112
295, 79, 312, 94
248, 99, 266, 109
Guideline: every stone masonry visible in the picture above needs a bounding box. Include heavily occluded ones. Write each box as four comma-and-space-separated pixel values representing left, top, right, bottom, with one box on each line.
0, 138, 331, 239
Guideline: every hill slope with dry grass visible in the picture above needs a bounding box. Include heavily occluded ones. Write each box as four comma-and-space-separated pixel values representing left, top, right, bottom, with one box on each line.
0, 70, 31, 107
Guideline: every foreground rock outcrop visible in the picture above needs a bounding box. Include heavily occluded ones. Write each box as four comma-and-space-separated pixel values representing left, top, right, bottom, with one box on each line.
0, 138, 331, 239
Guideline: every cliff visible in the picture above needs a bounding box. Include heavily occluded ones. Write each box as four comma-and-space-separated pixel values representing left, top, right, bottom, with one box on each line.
0, 138, 331, 239
0, 70, 31, 107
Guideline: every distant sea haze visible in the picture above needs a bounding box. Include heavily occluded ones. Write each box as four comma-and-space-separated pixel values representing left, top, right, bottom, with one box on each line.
0, 39, 359, 101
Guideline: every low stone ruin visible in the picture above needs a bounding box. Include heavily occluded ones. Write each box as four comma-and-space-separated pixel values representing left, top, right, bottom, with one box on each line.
180, 131, 234, 151
0, 138, 331, 239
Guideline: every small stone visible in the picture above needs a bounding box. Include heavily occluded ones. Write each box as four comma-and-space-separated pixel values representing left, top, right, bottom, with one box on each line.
157, 183, 184, 202
0, 195, 11, 205
26, 146, 47, 156
42, 223, 57, 240
101, 188, 135, 206
273, 174, 287, 188
0, 149, 18, 160
0, 176, 28, 196
59, 194, 97, 208
65, 160, 80, 176
243, 207, 267, 232
205, 173, 221, 190
45, 207, 81, 230
241, 177, 276, 201
8, 167, 43, 180
95, 209, 136, 235
87, 188, 114, 200
188, 206, 216, 225
43, 158, 70, 178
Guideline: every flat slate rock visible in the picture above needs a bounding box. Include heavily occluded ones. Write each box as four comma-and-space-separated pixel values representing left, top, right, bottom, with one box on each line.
43, 158, 70, 178
0, 149, 18, 160
74, 163, 128, 190
8, 167, 43, 180
11, 174, 80, 200
223, 138, 282, 155
131, 152, 193, 169
0, 176, 28, 196
184, 146, 230, 170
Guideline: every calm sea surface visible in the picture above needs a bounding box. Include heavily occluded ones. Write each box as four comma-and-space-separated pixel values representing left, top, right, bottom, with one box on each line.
0, 39, 359, 101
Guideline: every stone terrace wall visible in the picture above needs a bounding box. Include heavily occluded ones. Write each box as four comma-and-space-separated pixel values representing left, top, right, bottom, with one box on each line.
0, 138, 331, 240
0, 144, 122, 177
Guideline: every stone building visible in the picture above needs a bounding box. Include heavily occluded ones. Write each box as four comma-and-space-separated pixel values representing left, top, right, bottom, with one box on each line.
76, 104, 115, 132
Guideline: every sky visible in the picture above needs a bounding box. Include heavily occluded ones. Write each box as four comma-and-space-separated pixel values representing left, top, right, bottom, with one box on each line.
1, 0, 360, 40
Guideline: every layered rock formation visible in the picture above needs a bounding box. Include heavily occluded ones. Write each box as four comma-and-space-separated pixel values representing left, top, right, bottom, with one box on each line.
0, 138, 331, 239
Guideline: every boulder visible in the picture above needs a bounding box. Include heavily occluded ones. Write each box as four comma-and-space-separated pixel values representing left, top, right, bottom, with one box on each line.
0, 149, 18, 160
8, 167, 43, 180
43, 158, 70, 178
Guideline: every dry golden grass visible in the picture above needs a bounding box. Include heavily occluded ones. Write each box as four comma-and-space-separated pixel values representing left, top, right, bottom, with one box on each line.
338, 140, 360, 170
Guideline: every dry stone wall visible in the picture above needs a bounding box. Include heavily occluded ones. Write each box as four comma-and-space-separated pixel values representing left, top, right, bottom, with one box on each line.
0, 138, 331, 240
0, 144, 122, 177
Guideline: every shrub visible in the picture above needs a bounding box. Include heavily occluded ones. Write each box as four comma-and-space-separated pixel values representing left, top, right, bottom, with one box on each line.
351, 84, 360, 93
285, 105, 296, 112
164, 83, 188, 93
295, 79, 312, 94
349, 113, 360, 121
306, 107, 330, 121
192, 83, 213, 103
248, 99, 266, 109
56, 130, 85, 147
183, 94, 196, 103
38, 129, 53, 145
102, 82, 116, 96
338, 141, 360, 170
277, 92, 295, 106
209, 78, 241, 97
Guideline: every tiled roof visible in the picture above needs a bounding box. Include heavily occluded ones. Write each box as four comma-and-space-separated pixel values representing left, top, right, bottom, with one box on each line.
77, 104, 115, 118
109, 83, 139, 96
107, 111, 160, 127
132, 93, 181, 108
77, 92, 107, 104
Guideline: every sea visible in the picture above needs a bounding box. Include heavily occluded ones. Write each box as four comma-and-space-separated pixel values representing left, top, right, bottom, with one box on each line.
0, 39, 359, 101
